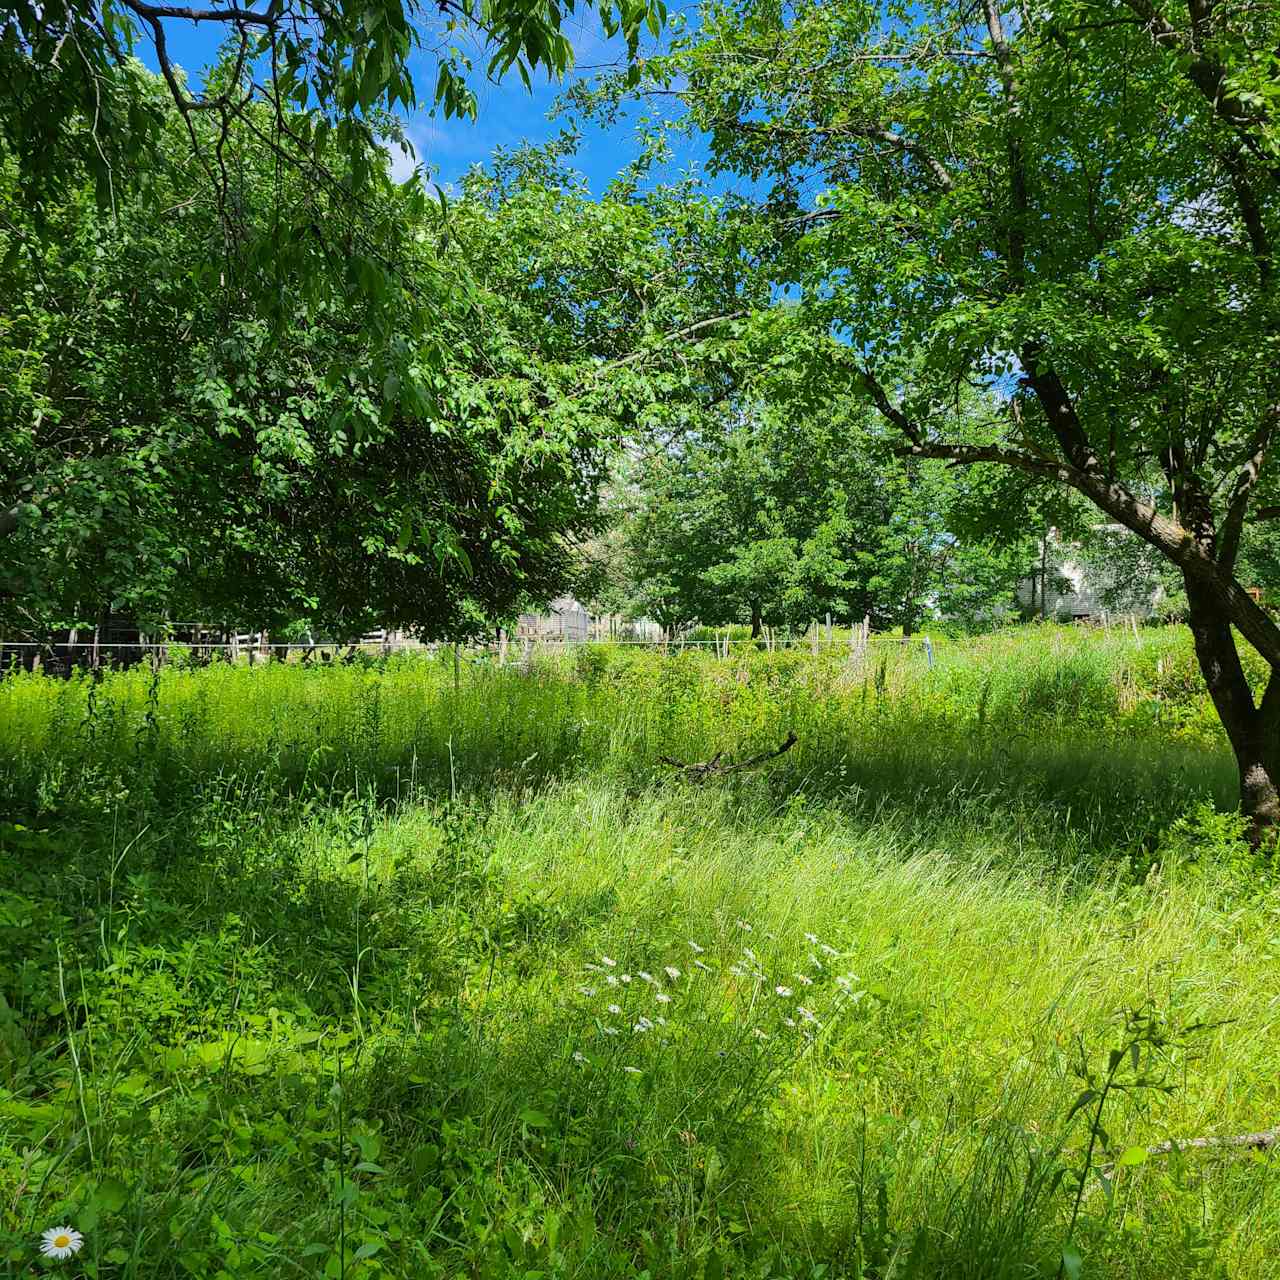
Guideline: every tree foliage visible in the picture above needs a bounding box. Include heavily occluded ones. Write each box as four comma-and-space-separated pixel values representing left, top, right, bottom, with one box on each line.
0, 97, 743, 638
613, 399, 1026, 636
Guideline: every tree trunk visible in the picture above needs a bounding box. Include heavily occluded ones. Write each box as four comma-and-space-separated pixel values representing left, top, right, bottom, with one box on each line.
750, 600, 762, 640
1039, 533, 1049, 619
1186, 577, 1280, 841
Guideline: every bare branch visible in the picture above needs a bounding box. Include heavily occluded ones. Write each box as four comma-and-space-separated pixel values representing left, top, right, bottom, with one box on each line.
598, 312, 745, 374
1145, 1126, 1279, 1157
122, 0, 278, 27
659, 732, 798, 781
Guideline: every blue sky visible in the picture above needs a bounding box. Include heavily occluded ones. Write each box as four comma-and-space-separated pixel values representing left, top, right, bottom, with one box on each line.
141, 10, 703, 195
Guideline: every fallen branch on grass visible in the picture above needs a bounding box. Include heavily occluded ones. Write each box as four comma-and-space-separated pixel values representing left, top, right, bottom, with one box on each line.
1144, 1127, 1279, 1157
658, 732, 798, 782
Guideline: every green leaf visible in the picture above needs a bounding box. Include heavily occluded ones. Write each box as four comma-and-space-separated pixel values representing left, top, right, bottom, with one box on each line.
92, 1176, 129, 1213
1118, 1146, 1148, 1167
1061, 1245, 1083, 1280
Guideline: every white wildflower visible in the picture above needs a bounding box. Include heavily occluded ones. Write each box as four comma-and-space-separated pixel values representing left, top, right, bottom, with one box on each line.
742, 947, 757, 962
601, 956, 617, 967
601, 1025, 620, 1036
621, 973, 632, 984
798, 1006, 820, 1024
784, 1017, 796, 1028
633, 1015, 654, 1032
606, 975, 620, 986
40, 1228, 84, 1260
637, 971, 653, 983
775, 985, 793, 998
607, 1003, 623, 1015
664, 966, 681, 981
694, 959, 712, 972
820, 943, 839, 957
804, 932, 820, 945
573, 1051, 588, 1064
795, 974, 814, 986
751, 1027, 769, 1040
737, 919, 753, 932
623, 1065, 642, 1075
578, 985, 598, 997
688, 940, 705, 954
655, 991, 672, 1004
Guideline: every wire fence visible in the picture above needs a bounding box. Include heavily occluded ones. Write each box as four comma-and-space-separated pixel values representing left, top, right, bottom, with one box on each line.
0, 626, 936, 668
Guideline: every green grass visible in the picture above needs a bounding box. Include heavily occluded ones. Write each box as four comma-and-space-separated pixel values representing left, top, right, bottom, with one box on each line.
1, 627, 1277, 1278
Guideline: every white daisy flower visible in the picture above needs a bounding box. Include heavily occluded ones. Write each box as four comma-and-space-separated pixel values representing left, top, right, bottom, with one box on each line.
737, 919, 753, 932
798, 1006, 820, 1024
804, 932, 820, 945
820, 943, 839, 957
751, 1027, 769, 1040
655, 991, 672, 1004
633, 1016, 654, 1032
578, 985, 598, 996
775, 985, 793, 997
601, 956, 617, 967
784, 1017, 797, 1028
638, 971, 654, 983
742, 947, 757, 962
688, 940, 705, 954
664, 966, 680, 981
601, 1025, 620, 1036
796, 974, 814, 986
573, 1051, 588, 1064
40, 1228, 84, 1260
607, 1003, 623, 1015
606, 975, 619, 986
620, 974, 632, 984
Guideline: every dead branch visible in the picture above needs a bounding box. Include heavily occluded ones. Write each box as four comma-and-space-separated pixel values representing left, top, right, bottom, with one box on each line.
658, 732, 798, 782
1144, 1127, 1279, 1158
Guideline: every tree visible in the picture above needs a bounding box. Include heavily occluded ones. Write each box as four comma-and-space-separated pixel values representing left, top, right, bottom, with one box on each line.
0, 101, 743, 640
614, 397, 1025, 636
634, 0, 1280, 834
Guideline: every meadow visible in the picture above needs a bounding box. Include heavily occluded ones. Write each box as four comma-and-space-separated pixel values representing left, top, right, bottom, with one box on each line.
1, 626, 1277, 1279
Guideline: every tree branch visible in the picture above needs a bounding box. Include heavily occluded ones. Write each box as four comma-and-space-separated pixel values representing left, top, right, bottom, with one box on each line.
1218, 401, 1279, 571
1145, 1126, 1279, 1157
1119, 0, 1280, 176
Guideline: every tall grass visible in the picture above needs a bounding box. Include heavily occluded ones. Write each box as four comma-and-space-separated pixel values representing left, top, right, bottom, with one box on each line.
1, 626, 1276, 1278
